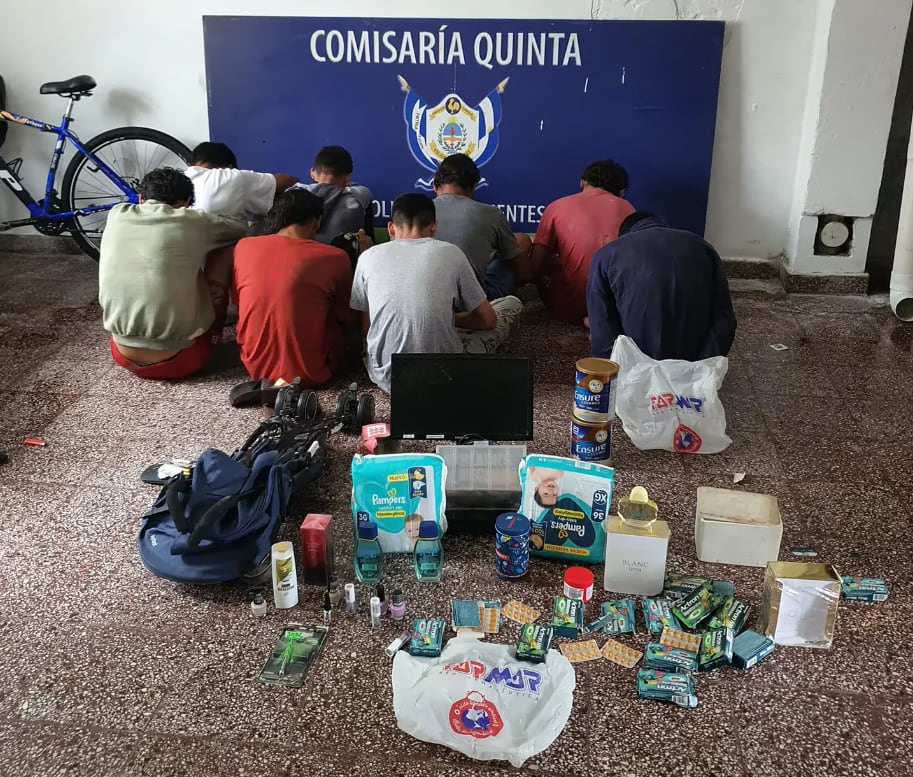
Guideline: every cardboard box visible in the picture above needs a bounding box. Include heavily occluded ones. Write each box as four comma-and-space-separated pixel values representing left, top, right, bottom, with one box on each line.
694, 487, 782, 568
757, 561, 841, 648
603, 517, 669, 596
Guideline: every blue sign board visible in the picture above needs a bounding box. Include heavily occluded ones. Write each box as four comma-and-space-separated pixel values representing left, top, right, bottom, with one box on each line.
203, 16, 723, 233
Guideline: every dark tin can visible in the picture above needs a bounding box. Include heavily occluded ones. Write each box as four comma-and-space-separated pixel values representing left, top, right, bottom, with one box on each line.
495, 512, 530, 580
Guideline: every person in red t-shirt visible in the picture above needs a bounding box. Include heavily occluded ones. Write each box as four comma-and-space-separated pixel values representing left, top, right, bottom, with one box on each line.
529, 160, 635, 326
233, 188, 361, 386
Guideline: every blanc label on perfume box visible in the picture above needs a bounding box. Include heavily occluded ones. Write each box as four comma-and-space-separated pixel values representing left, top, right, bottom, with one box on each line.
603, 518, 670, 596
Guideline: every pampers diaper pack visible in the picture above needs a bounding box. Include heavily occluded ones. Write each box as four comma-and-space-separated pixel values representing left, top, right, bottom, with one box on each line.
351, 453, 448, 554
519, 454, 614, 564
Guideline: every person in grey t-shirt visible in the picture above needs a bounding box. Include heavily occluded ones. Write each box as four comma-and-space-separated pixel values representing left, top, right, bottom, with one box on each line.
350, 193, 523, 393
432, 154, 532, 299
295, 145, 374, 247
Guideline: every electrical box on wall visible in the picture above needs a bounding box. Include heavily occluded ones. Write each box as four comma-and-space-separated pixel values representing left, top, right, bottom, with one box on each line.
814, 214, 854, 256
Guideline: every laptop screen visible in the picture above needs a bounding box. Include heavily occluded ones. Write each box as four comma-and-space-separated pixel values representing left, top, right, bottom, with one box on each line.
390, 354, 534, 441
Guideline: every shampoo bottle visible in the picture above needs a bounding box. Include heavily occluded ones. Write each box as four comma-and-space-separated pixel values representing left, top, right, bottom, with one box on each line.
271, 541, 299, 609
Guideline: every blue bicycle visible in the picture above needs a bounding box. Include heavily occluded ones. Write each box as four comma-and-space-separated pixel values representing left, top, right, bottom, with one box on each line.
0, 74, 191, 260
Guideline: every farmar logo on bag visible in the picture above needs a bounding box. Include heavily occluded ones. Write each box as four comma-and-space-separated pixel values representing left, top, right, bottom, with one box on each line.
443, 660, 543, 695
649, 393, 705, 412
673, 424, 702, 453
449, 691, 504, 739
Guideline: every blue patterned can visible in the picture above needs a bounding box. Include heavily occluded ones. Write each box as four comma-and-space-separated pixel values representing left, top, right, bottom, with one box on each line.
571, 414, 612, 464
574, 357, 619, 423
495, 512, 531, 580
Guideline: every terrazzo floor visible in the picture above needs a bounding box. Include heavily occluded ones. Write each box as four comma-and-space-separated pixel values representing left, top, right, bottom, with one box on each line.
0, 249, 911, 777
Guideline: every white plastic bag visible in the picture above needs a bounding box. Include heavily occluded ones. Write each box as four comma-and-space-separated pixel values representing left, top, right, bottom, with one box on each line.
392, 637, 575, 768
609, 335, 732, 454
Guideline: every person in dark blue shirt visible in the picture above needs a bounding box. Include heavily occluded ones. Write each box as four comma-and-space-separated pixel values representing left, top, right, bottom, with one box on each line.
586, 212, 736, 361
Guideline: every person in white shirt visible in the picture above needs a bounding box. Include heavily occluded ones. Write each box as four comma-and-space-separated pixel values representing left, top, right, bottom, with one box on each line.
184, 142, 298, 220
350, 193, 522, 393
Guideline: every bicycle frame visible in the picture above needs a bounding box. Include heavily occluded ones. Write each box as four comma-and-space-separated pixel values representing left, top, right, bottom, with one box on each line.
0, 96, 137, 229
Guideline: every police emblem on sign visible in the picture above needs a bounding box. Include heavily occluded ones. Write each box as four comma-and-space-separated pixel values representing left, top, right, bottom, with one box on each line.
398, 75, 509, 189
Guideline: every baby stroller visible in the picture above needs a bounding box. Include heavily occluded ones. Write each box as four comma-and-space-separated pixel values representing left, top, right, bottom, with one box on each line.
137, 381, 374, 584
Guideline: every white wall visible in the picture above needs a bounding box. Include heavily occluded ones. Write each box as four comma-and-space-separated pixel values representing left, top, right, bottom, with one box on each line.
0, 0, 841, 263
787, 0, 911, 274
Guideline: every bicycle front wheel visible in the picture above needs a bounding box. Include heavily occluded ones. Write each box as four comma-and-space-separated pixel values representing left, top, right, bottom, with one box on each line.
62, 127, 191, 260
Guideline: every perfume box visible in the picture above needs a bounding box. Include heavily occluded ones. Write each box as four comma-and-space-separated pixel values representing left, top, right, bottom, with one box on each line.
695, 487, 782, 567
603, 517, 670, 596
299, 513, 334, 585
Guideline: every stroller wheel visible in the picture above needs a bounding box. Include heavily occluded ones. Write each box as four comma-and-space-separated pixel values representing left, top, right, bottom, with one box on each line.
355, 394, 375, 429
297, 390, 318, 421
335, 390, 352, 419
274, 386, 292, 417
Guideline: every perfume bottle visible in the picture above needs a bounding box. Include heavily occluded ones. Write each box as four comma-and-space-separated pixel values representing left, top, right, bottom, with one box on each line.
618, 486, 658, 530
413, 521, 443, 582
354, 521, 383, 584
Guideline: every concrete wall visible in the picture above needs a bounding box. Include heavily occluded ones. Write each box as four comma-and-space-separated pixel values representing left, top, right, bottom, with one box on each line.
0, 0, 906, 273
787, 0, 912, 275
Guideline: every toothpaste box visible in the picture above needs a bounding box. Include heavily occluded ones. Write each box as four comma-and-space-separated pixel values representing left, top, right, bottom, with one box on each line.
636, 668, 698, 708
516, 624, 554, 663
642, 598, 680, 633
600, 599, 637, 635
707, 597, 750, 634
841, 576, 889, 602
732, 629, 775, 669
663, 574, 710, 601
698, 628, 733, 671
408, 618, 446, 657
644, 642, 699, 673
552, 596, 585, 638
673, 582, 721, 628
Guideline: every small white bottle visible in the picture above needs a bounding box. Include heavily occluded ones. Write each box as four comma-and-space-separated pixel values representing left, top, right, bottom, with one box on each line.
271, 541, 299, 609
250, 592, 267, 617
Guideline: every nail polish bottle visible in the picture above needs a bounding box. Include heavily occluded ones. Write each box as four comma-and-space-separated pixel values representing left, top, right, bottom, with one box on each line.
345, 583, 356, 616
370, 596, 382, 627
390, 586, 406, 621
327, 575, 343, 608
375, 583, 388, 616
323, 590, 332, 626
250, 592, 267, 617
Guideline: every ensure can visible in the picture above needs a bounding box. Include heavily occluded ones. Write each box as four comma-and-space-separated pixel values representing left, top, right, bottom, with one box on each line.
574, 357, 619, 423
495, 512, 530, 580
570, 414, 612, 464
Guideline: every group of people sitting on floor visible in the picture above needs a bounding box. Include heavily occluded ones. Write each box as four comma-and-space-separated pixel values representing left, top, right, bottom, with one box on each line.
97, 142, 737, 391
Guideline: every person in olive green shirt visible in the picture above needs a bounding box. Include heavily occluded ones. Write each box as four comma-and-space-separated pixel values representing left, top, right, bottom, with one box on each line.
98, 167, 248, 379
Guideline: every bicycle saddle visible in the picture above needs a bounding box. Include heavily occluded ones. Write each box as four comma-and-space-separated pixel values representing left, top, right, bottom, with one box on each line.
39, 75, 96, 96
